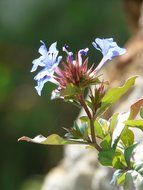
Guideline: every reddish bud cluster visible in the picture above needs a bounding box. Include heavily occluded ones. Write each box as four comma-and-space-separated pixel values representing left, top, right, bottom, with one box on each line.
54, 56, 99, 92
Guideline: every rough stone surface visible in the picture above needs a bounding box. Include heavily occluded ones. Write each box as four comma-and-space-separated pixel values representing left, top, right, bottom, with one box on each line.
42, 145, 119, 190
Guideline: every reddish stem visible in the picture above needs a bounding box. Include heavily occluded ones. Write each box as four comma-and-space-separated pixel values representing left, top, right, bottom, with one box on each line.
78, 94, 101, 151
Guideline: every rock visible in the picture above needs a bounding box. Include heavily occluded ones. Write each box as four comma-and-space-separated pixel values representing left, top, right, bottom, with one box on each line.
42, 145, 120, 190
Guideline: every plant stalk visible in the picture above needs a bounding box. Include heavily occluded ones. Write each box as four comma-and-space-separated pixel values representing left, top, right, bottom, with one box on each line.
78, 94, 101, 151
90, 118, 101, 151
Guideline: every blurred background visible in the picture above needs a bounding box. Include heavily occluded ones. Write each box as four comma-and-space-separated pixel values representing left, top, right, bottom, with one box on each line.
0, 0, 130, 190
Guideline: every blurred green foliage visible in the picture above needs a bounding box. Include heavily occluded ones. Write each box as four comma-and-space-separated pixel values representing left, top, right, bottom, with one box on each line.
0, 0, 129, 189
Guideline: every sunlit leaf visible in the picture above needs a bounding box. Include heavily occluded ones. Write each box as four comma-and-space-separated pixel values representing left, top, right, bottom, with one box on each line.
111, 112, 130, 149
121, 128, 134, 147
94, 120, 104, 139
110, 170, 123, 185
124, 120, 143, 131
99, 149, 126, 168
117, 172, 126, 186
117, 156, 143, 189
96, 76, 137, 116
109, 113, 119, 136
98, 118, 109, 135
100, 134, 111, 150
129, 99, 143, 119
18, 134, 88, 145
79, 116, 89, 123
112, 149, 127, 169
124, 169, 143, 190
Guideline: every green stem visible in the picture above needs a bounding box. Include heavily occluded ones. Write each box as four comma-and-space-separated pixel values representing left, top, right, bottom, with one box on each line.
78, 94, 92, 119
78, 94, 101, 151
90, 118, 101, 151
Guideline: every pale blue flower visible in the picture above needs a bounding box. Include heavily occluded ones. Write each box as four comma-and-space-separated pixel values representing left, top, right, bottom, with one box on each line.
63, 45, 73, 62
32, 41, 62, 96
78, 48, 89, 56
78, 48, 89, 65
92, 38, 126, 71
51, 88, 61, 100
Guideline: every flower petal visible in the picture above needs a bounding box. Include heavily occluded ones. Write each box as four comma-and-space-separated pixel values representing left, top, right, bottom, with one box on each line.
93, 38, 126, 71
49, 42, 57, 52
78, 48, 89, 56
32, 41, 62, 95
31, 56, 45, 72
34, 68, 54, 81
39, 40, 48, 56
78, 48, 89, 65
51, 88, 61, 100
35, 76, 51, 96
63, 45, 73, 62
35, 76, 59, 96
93, 38, 126, 59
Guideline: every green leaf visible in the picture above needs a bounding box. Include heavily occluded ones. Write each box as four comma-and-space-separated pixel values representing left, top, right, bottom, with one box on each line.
110, 170, 122, 185
79, 122, 89, 137
99, 149, 127, 169
64, 122, 82, 139
117, 172, 126, 186
111, 164, 143, 188
100, 134, 111, 150
111, 112, 130, 150
125, 120, 143, 131
121, 128, 134, 147
129, 99, 143, 119
110, 170, 123, 185
124, 170, 143, 190
18, 134, 88, 145
140, 107, 143, 119
85, 100, 93, 110
74, 122, 85, 136
109, 113, 119, 136
64, 121, 89, 140
134, 163, 143, 177
112, 136, 121, 150
96, 76, 137, 116
98, 149, 115, 166
112, 150, 127, 169
94, 120, 104, 139
79, 116, 89, 123
124, 143, 138, 167
42, 134, 73, 145
123, 172, 135, 190
98, 118, 109, 136
61, 83, 81, 97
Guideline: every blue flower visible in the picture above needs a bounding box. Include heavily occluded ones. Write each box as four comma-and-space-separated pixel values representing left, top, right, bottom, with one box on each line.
31, 41, 62, 96
63, 45, 73, 62
92, 38, 126, 71
62, 45, 89, 65
78, 48, 89, 65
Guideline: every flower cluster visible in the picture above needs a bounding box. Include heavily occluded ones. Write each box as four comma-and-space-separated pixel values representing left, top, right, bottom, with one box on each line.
31, 41, 62, 95
20, 36, 143, 189
31, 38, 126, 97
